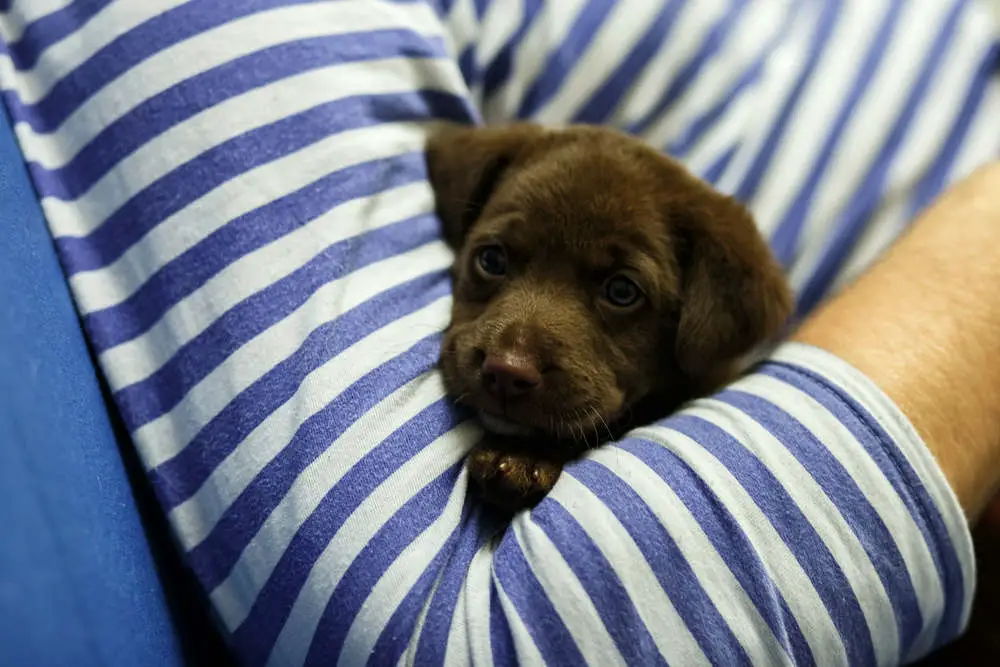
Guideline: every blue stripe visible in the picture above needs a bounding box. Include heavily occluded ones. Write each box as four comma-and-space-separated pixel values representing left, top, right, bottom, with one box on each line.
54, 89, 469, 277
667, 60, 759, 160
532, 494, 670, 666
667, 413, 877, 666
907, 44, 999, 219
412, 512, 494, 666
220, 419, 460, 664
234, 464, 459, 667
734, 0, 841, 202
699, 144, 737, 185
664, 4, 799, 160
43, 82, 465, 207
621, 435, 814, 666
302, 468, 462, 667
770, 0, 904, 267
718, 388, 924, 653
627, 1, 747, 137
489, 579, 517, 667
760, 361, 967, 645
184, 378, 455, 595
367, 549, 454, 666
796, 0, 966, 315
149, 284, 448, 513
84, 154, 431, 355
111, 213, 440, 432
365, 515, 465, 666
1, 0, 321, 131
27, 30, 444, 199
516, 0, 615, 118
1, 0, 113, 70
481, 0, 544, 99
570, 0, 684, 125
492, 533, 586, 667
565, 460, 749, 666
458, 43, 478, 89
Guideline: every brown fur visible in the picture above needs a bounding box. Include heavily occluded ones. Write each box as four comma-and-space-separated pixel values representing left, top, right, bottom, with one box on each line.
426, 122, 792, 512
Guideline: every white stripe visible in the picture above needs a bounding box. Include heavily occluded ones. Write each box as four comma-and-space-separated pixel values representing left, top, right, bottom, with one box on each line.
73, 175, 430, 315
681, 85, 753, 179
336, 478, 469, 667
130, 242, 453, 470
440, 0, 480, 61
732, 373, 945, 644
466, 0, 523, 103
13, 0, 446, 168
510, 519, 627, 667
0, 0, 184, 104
808, 183, 907, 297
93, 123, 438, 388
632, 423, 849, 666
170, 341, 447, 553
989, 0, 1000, 31
585, 447, 793, 667
230, 415, 471, 642
550, 474, 711, 667
643, 0, 788, 150
713, 0, 819, 200
42, 70, 452, 240
449, 544, 496, 667
531, 0, 666, 125
822, 29, 989, 297
396, 565, 447, 667
783, 0, 962, 289
794, 4, 992, 295
749, 0, 890, 237
769, 344, 976, 630
1, 0, 439, 109
943, 75, 1000, 185
479, 0, 587, 124
605, 0, 727, 129
493, 582, 547, 667
263, 423, 474, 667
476, 0, 522, 65
685, 399, 899, 666
0, 0, 74, 43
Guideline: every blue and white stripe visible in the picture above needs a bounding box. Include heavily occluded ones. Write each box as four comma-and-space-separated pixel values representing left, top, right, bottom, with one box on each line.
1, 1, 994, 664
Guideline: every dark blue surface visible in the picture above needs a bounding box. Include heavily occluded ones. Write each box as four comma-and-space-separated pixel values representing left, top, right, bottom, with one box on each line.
0, 104, 186, 666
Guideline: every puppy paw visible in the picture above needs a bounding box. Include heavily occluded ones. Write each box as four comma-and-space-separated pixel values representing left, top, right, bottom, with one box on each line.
467, 440, 563, 512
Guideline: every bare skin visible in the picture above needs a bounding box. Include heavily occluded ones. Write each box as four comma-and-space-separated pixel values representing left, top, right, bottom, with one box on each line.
794, 162, 1000, 523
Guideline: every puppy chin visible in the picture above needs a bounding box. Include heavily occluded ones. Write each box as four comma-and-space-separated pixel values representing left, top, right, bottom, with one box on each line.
478, 411, 535, 438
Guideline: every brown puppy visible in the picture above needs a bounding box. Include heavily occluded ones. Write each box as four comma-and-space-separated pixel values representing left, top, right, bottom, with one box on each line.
426, 123, 791, 512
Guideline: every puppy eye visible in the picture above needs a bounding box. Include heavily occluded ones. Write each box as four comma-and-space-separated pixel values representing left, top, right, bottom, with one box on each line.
476, 245, 507, 277
604, 275, 643, 307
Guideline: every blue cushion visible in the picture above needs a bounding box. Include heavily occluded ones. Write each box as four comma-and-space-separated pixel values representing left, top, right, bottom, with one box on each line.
0, 103, 186, 667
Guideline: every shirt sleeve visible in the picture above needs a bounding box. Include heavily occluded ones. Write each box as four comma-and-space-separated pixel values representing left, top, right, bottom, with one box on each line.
276, 342, 975, 667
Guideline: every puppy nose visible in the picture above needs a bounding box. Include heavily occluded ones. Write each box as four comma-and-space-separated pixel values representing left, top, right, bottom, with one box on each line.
481, 353, 542, 398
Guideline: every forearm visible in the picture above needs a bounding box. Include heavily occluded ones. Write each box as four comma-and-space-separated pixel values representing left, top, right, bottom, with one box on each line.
795, 163, 1000, 522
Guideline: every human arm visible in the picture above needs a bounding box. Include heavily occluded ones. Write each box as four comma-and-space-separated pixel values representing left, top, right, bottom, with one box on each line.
795, 163, 1000, 523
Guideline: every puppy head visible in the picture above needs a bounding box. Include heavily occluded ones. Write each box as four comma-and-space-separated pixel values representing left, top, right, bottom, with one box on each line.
428, 123, 791, 446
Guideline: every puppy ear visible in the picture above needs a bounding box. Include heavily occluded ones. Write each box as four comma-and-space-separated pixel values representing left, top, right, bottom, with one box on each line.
674, 188, 792, 378
425, 123, 546, 248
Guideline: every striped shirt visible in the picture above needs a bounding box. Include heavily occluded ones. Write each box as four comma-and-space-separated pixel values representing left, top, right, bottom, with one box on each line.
1, 1, 997, 665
